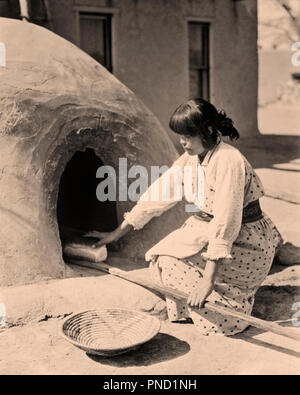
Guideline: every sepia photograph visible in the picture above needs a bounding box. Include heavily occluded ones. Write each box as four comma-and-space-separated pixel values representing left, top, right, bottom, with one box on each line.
0, 0, 299, 378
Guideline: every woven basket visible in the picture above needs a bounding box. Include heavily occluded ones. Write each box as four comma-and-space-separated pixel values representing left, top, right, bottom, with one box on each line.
61, 309, 161, 356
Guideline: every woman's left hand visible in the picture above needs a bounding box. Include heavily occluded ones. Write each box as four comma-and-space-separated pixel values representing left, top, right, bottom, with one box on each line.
187, 279, 215, 309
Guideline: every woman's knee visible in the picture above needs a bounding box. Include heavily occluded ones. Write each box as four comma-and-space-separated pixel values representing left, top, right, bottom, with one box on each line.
156, 255, 179, 271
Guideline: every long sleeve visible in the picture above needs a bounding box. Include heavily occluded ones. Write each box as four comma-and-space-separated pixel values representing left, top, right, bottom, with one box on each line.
202, 151, 246, 261
124, 155, 186, 230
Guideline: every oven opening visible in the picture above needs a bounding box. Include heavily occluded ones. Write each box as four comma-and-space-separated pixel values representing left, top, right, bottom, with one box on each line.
57, 148, 118, 251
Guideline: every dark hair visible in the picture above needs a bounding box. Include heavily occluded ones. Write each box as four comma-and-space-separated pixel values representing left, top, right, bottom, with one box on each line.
169, 98, 239, 149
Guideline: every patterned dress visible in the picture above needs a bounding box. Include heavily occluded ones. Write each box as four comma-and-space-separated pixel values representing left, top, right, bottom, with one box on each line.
124, 140, 282, 336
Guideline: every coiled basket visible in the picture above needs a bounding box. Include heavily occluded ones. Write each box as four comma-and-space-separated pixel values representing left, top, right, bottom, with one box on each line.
61, 309, 161, 356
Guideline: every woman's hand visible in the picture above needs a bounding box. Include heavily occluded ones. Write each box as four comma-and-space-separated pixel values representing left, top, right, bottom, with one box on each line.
187, 259, 218, 308
187, 279, 215, 309
83, 220, 133, 249
83, 231, 119, 248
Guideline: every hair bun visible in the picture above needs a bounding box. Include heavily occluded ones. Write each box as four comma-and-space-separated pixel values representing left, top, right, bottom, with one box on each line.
216, 110, 239, 140
217, 110, 233, 131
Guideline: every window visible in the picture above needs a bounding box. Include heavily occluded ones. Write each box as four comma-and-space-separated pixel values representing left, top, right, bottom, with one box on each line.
29, 0, 49, 26
188, 22, 210, 100
79, 12, 112, 72
0, 0, 20, 19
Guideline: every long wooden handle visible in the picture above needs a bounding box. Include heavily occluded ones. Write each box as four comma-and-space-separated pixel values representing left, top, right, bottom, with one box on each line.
68, 259, 300, 342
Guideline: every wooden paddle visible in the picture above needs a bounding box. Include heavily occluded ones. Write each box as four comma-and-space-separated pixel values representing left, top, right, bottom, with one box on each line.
68, 259, 300, 342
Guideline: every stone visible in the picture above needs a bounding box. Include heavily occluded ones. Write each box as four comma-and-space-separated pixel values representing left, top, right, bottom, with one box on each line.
277, 242, 300, 266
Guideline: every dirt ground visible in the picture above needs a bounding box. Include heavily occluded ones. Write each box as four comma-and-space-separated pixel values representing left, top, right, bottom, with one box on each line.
0, 298, 299, 375
1, 253, 299, 375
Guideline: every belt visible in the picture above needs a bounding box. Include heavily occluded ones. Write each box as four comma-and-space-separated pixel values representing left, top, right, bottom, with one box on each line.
195, 200, 263, 224
242, 200, 263, 223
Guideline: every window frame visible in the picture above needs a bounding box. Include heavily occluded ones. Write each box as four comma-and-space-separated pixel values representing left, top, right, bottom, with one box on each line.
187, 19, 213, 101
74, 6, 119, 73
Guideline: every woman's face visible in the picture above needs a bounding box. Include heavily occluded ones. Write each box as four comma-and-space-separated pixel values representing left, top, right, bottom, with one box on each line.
179, 134, 207, 156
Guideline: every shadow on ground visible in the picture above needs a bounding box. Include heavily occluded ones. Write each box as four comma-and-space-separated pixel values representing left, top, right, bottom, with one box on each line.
233, 326, 300, 359
236, 134, 300, 169
226, 283, 300, 358
87, 332, 190, 367
268, 257, 300, 275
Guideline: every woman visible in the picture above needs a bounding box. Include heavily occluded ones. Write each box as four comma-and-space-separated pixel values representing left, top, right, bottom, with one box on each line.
87, 98, 282, 336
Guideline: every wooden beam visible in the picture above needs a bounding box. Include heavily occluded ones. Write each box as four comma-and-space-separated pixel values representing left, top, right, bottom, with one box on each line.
68, 260, 300, 343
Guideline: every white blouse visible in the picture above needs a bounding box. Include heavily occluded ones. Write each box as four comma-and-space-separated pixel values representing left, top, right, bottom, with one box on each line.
124, 140, 265, 261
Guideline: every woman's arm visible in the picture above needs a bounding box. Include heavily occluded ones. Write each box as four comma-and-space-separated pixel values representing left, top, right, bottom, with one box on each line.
187, 260, 218, 308
85, 159, 186, 252
202, 151, 246, 261
85, 156, 186, 248
187, 153, 246, 308
85, 219, 133, 248
202, 259, 218, 283
123, 157, 185, 230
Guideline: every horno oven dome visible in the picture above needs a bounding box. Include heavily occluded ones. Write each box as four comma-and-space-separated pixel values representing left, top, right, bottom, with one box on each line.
0, 18, 186, 286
